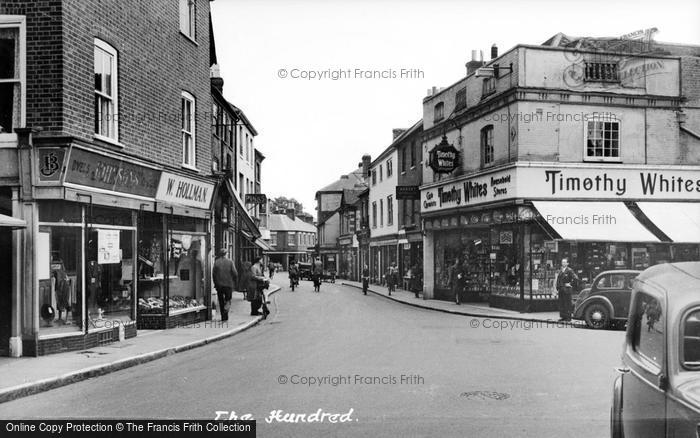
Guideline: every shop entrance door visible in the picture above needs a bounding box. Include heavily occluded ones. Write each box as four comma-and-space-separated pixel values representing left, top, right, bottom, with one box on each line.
0, 230, 11, 356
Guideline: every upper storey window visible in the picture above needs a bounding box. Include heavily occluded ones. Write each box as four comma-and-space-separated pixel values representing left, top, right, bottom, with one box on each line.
94, 39, 119, 141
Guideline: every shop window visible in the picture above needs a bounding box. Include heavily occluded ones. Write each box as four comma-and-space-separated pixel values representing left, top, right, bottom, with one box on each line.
481, 125, 494, 166
38, 225, 83, 335
168, 229, 206, 314
94, 39, 118, 141
86, 227, 135, 329
683, 309, 700, 370
181, 91, 196, 168
179, 0, 196, 40
585, 119, 619, 160
0, 21, 24, 135
631, 292, 664, 368
137, 213, 166, 315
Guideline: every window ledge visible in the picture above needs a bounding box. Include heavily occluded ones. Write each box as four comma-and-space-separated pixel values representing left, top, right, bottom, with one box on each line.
583, 158, 622, 163
179, 31, 198, 46
181, 163, 200, 172
94, 134, 124, 148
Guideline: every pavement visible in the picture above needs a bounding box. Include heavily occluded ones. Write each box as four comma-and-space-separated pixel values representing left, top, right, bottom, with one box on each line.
0, 284, 280, 404
340, 279, 564, 323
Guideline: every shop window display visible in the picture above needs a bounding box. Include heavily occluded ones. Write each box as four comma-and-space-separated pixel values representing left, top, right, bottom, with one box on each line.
137, 214, 167, 315
38, 226, 83, 335
434, 229, 490, 300
167, 232, 206, 313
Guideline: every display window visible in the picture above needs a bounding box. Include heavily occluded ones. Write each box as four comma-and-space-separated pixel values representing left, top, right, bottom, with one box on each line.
168, 230, 207, 314
434, 228, 490, 298
137, 213, 167, 315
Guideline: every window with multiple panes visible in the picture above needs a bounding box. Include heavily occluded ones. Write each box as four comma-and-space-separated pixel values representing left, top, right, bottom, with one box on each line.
481, 125, 494, 166
387, 195, 393, 226
455, 87, 466, 110
434, 102, 444, 122
482, 78, 495, 97
586, 119, 620, 160
179, 0, 196, 40
0, 19, 24, 135
584, 62, 618, 82
94, 39, 118, 141
287, 232, 296, 247
270, 232, 277, 246
372, 201, 377, 228
371, 170, 377, 186
386, 159, 393, 178
181, 91, 196, 167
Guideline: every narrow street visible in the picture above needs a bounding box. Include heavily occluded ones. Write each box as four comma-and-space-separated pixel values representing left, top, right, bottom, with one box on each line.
0, 278, 625, 438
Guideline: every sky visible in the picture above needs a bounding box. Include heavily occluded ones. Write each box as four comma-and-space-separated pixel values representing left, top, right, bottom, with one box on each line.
210, 0, 700, 216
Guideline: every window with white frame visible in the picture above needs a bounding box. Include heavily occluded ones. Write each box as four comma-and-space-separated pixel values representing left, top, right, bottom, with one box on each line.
179, 0, 196, 40
480, 125, 494, 166
270, 232, 277, 246
181, 91, 196, 167
94, 39, 118, 141
586, 118, 620, 160
482, 77, 496, 97
0, 18, 25, 135
288, 232, 296, 247
386, 159, 393, 178
387, 195, 393, 226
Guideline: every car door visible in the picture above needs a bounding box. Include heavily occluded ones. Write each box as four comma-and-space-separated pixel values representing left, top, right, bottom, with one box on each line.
621, 291, 667, 437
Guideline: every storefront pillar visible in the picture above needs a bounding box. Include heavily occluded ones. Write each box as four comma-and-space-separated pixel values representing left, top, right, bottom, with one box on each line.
10, 188, 23, 357
423, 230, 434, 300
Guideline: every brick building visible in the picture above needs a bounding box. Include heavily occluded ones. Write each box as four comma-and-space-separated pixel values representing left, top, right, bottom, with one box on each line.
419, 35, 700, 311
0, 0, 219, 356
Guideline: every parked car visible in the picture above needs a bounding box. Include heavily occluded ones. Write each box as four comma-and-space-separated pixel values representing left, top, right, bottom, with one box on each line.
297, 262, 312, 281
573, 270, 641, 329
610, 262, 700, 438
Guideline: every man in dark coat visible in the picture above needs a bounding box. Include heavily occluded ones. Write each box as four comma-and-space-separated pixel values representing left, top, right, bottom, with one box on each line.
362, 264, 370, 295
213, 248, 238, 321
448, 258, 463, 305
556, 257, 579, 322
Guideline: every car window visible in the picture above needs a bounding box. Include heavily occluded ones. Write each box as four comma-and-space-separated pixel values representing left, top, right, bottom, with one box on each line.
631, 292, 664, 368
683, 309, 700, 370
597, 274, 626, 289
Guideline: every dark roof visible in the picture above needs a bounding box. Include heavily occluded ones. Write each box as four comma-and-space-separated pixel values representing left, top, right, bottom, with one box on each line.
316, 168, 367, 194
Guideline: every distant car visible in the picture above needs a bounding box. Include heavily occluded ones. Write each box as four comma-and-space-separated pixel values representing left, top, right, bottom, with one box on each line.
610, 262, 700, 438
297, 262, 312, 280
573, 270, 641, 329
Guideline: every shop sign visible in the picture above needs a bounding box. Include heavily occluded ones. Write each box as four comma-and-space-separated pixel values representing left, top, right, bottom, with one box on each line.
245, 193, 267, 204
396, 185, 420, 200
156, 172, 215, 209
428, 135, 459, 174
421, 168, 515, 213
37, 148, 66, 182
98, 229, 121, 264
339, 237, 353, 246
64, 148, 161, 197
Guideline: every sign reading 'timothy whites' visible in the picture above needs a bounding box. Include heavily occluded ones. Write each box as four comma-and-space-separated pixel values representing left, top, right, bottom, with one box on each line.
156, 172, 215, 209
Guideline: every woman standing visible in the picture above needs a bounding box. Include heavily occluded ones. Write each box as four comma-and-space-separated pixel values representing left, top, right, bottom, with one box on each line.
239, 261, 261, 316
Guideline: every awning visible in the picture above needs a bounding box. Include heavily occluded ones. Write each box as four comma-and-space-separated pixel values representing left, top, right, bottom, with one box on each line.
254, 238, 273, 251
532, 201, 659, 242
637, 202, 700, 243
0, 214, 26, 229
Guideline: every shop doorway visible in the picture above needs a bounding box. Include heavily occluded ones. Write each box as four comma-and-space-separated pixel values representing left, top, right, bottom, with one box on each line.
0, 230, 11, 356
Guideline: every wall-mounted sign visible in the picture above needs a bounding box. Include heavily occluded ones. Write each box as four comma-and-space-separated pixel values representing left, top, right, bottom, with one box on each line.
245, 193, 267, 205
156, 172, 215, 209
37, 148, 66, 182
428, 136, 459, 174
64, 148, 161, 197
420, 164, 700, 214
396, 185, 420, 200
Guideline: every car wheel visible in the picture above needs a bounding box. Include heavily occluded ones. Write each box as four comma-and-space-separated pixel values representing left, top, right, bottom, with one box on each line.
584, 303, 611, 330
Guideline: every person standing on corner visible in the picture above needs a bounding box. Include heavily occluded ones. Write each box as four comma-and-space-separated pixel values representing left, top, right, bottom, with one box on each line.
556, 257, 579, 322
448, 257, 462, 305
213, 248, 238, 322
362, 264, 370, 295
312, 257, 323, 292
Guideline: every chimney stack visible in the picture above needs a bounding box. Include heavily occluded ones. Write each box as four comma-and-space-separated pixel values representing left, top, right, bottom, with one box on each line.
361, 154, 371, 179
392, 128, 406, 140
210, 64, 224, 92
286, 202, 296, 221
465, 50, 484, 76
491, 44, 498, 59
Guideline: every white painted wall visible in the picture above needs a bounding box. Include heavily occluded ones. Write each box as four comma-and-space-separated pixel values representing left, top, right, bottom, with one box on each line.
369, 149, 399, 238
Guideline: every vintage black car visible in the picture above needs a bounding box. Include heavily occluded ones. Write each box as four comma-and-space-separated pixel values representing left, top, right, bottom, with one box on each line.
610, 262, 700, 438
297, 262, 312, 281
573, 270, 641, 329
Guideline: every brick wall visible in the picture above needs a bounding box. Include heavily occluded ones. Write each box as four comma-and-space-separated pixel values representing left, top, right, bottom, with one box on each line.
3, 0, 214, 171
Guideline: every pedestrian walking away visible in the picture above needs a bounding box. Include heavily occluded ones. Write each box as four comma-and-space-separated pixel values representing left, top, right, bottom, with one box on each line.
555, 257, 579, 322
312, 258, 323, 292
288, 260, 300, 291
362, 264, 370, 295
212, 248, 238, 322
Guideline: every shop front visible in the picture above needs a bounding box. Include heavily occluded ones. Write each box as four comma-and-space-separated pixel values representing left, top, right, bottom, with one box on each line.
369, 237, 398, 285
338, 235, 358, 281
20, 145, 215, 355
421, 163, 700, 311
398, 231, 423, 292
